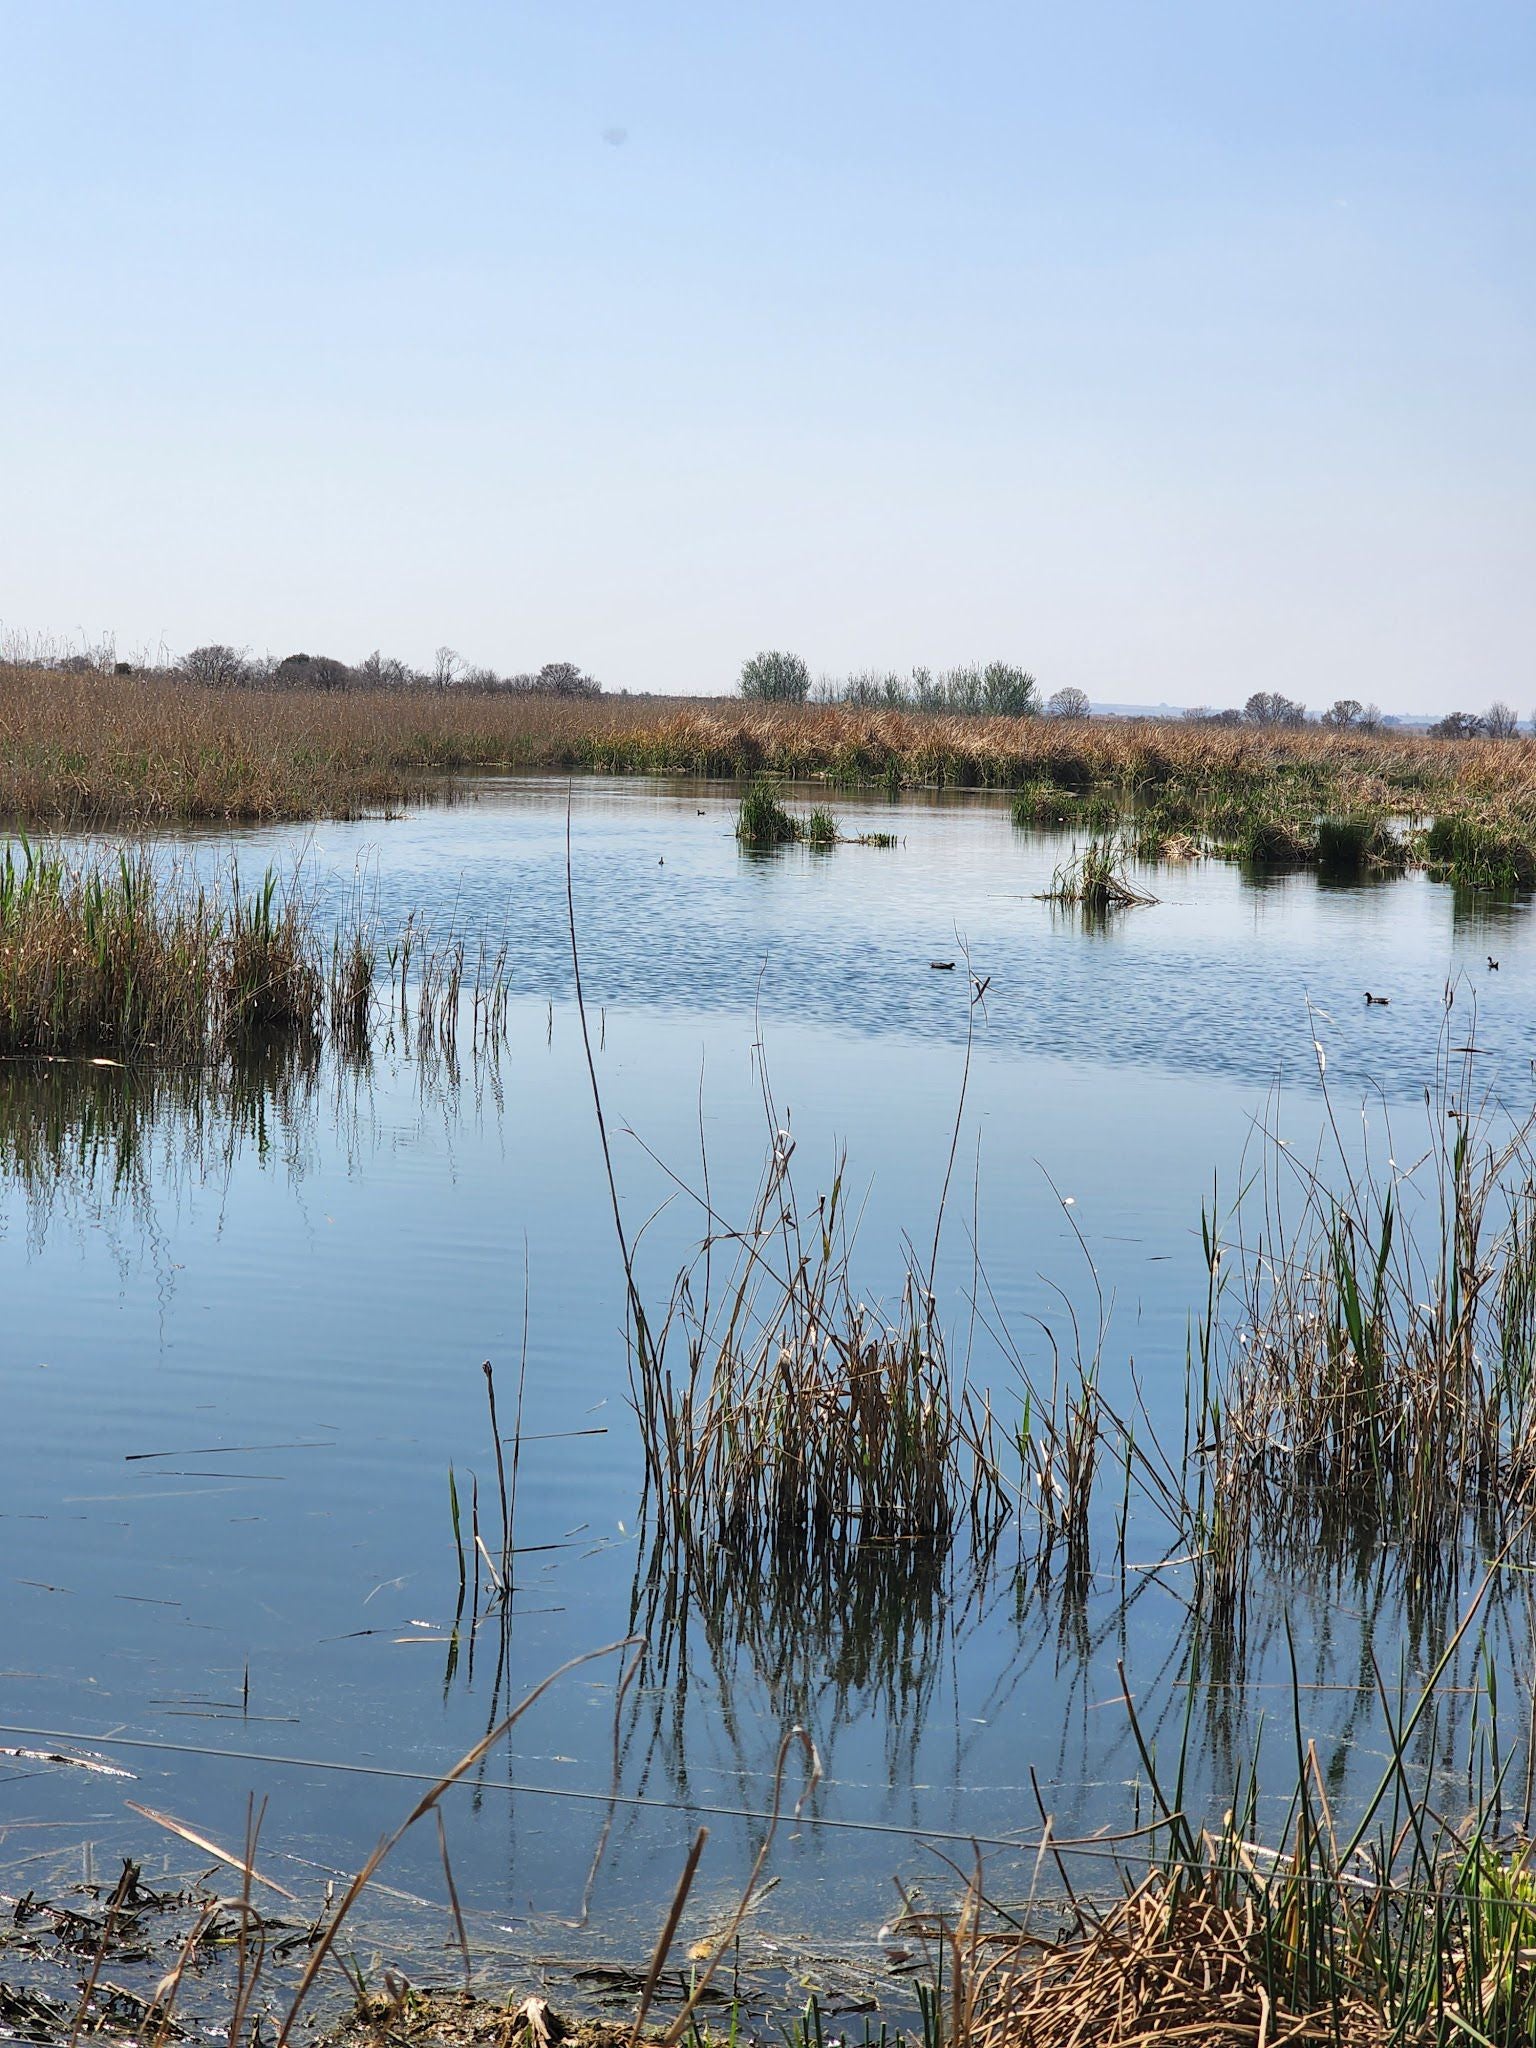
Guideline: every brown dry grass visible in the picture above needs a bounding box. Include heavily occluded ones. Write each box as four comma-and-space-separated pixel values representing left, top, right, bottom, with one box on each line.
957, 1875, 1385, 2048
586, 698, 1536, 809
0, 668, 679, 824
7, 670, 1536, 883
5, 666, 1536, 831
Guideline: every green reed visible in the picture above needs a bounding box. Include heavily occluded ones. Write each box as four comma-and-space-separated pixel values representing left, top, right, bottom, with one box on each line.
734, 778, 842, 849
0, 842, 510, 1064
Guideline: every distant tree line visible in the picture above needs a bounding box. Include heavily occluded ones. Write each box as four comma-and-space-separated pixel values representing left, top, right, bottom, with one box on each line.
173, 646, 604, 696
741, 650, 1046, 718
6, 626, 1529, 734
1182, 693, 1531, 737
1426, 703, 1522, 739
1183, 693, 1384, 729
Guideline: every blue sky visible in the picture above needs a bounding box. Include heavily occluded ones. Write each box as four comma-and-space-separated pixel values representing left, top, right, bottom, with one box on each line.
1, 1, 1532, 712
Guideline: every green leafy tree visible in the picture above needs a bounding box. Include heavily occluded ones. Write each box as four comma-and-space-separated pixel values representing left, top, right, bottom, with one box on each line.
739, 650, 811, 702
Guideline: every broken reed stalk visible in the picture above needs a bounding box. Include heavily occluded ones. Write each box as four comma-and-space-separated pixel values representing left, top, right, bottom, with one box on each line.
483, 1360, 513, 1590
1039, 833, 1156, 910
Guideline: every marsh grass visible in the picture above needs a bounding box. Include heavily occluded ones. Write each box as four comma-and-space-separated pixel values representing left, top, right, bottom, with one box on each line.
735, 779, 800, 846
627, 1127, 1007, 1570
0, 844, 331, 1060
735, 780, 841, 848
874, 1551, 1536, 2048
0, 844, 511, 1066
6, 669, 1536, 891
1203, 1016, 1536, 1581
1316, 814, 1407, 879
0, 666, 690, 825
1424, 811, 1536, 891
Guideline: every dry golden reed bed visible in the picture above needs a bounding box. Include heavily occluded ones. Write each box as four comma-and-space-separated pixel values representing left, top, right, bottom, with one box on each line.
0, 667, 678, 823
3, 669, 1536, 883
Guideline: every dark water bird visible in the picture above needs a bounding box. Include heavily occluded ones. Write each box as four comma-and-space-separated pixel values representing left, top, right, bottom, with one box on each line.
930, 960, 956, 970
1365, 991, 1390, 1005
658, 856, 664, 866
1489, 956, 1500, 970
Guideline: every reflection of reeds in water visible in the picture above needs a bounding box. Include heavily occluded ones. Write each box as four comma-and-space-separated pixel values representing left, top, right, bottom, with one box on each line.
0, 1048, 327, 1234
0, 982, 505, 1237
905, 1563, 1536, 2048
626, 1511, 1001, 1793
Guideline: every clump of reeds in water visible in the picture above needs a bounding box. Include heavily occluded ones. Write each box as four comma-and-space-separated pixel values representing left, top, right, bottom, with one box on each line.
1011, 783, 1125, 832
1040, 834, 1156, 910
624, 1125, 1005, 1573
0, 841, 514, 1066
735, 779, 800, 847
0, 842, 344, 1060
1201, 1009, 1536, 1587
735, 778, 842, 849
1316, 813, 1407, 878
385, 910, 512, 1060
1423, 807, 1536, 890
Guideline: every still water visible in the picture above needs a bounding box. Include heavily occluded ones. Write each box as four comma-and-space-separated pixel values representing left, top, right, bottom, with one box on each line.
1, 779, 1532, 1986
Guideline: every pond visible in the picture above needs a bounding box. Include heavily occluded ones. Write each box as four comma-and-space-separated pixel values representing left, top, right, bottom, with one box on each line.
1, 778, 1532, 1999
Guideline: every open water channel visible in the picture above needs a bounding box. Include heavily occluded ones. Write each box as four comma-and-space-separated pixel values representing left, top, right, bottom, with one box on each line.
1, 778, 1533, 1997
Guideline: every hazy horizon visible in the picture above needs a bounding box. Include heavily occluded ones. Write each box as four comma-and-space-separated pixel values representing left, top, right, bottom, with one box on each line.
3, 2, 1532, 717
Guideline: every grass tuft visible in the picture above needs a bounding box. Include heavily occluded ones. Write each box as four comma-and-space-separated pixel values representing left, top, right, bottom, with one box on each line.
735, 779, 801, 847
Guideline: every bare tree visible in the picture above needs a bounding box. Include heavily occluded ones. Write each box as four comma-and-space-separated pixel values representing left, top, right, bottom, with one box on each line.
357, 649, 419, 689
1320, 698, 1363, 729
1244, 691, 1308, 727
1047, 686, 1091, 719
1486, 700, 1521, 738
180, 644, 253, 689
432, 645, 461, 691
